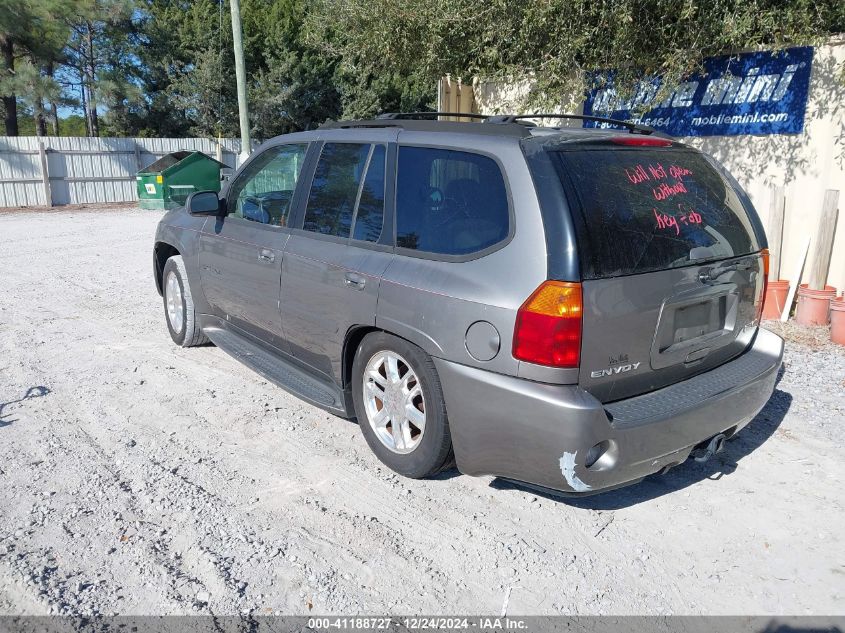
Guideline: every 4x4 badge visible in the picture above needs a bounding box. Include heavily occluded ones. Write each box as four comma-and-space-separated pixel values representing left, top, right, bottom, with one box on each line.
591, 361, 642, 379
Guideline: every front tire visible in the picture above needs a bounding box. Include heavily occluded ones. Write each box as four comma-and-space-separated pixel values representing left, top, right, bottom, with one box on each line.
351, 332, 453, 478
162, 255, 208, 347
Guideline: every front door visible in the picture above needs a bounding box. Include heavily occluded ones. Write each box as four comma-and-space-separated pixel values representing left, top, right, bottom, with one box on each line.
281, 136, 395, 383
198, 143, 309, 349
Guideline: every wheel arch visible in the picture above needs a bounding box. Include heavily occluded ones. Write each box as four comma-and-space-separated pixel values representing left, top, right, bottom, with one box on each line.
342, 325, 381, 390
341, 323, 445, 390
153, 241, 181, 296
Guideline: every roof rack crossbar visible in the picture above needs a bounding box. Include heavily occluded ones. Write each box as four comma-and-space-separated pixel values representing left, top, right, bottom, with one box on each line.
376, 112, 490, 121
485, 113, 655, 135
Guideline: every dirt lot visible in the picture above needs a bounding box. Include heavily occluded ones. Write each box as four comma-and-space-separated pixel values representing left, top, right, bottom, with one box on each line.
1, 208, 843, 616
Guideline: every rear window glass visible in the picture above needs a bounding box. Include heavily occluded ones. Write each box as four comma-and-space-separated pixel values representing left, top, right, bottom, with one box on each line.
396, 147, 510, 256
552, 149, 760, 279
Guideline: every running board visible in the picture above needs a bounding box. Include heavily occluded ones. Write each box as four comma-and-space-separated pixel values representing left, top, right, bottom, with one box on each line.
203, 325, 348, 416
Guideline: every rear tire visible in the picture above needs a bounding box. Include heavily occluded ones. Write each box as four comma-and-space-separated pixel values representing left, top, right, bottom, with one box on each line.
162, 255, 208, 347
351, 332, 453, 478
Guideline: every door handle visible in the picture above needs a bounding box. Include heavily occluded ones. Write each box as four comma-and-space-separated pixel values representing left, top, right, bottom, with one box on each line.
258, 249, 275, 263
344, 272, 366, 290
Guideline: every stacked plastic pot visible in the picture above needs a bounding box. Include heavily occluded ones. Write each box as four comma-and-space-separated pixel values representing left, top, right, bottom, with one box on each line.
792, 283, 845, 345
762, 281, 790, 321
831, 294, 845, 345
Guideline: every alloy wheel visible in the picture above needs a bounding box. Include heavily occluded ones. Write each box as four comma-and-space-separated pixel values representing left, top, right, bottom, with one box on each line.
165, 271, 185, 334
362, 351, 426, 454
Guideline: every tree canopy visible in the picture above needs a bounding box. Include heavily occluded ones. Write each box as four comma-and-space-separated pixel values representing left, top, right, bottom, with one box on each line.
303, 0, 845, 110
0, 0, 842, 137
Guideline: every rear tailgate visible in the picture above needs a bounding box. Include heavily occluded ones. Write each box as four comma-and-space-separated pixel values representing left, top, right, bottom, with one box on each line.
549, 144, 765, 403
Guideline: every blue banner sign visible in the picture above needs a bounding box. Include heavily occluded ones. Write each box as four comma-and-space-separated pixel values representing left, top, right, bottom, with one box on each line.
583, 46, 814, 136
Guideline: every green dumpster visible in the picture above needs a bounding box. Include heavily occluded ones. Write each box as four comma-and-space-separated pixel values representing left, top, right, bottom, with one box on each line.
136, 150, 228, 210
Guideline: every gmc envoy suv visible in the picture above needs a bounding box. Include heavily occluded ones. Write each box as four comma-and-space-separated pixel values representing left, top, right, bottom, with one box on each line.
153, 112, 784, 495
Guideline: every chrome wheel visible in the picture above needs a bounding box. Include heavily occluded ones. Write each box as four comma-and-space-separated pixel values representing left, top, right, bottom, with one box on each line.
165, 271, 184, 334
362, 351, 426, 454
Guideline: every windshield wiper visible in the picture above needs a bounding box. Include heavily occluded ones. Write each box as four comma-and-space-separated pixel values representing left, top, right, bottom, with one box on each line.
698, 261, 754, 285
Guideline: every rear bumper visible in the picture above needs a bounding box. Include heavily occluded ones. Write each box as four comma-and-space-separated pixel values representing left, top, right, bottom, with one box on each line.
435, 328, 784, 495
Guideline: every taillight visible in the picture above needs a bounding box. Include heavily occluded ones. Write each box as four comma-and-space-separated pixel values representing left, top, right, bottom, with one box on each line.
610, 136, 672, 147
757, 249, 770, 322
513, 281, 582, 368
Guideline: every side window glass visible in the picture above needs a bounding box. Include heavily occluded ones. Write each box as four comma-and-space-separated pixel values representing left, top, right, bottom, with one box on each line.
396, 147, 509, 255
227, 144, 307, 227
303, 143, 370, 238
352, 145, 386, 242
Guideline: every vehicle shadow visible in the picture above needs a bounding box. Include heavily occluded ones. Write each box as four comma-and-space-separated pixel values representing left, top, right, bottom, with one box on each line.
430, 466, 463, 481
0, 386, 51, 427
758, 621, 843, 633
347, 414, 464, 480
491, 367, 792, 509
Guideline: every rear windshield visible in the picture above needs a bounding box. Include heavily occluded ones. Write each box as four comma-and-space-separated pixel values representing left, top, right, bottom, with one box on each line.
552, 148, 760, 279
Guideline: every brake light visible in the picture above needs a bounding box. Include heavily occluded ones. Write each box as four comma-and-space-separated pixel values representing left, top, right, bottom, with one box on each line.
757, 249, 770, 322
513, 281, 582, 367
610, 136, 672, 147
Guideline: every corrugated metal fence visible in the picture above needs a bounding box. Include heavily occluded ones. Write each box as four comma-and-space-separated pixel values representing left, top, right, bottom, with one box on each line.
0, 136, 249, 208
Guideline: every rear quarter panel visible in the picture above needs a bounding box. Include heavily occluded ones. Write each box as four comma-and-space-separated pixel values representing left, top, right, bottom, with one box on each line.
377, 134, 554, 379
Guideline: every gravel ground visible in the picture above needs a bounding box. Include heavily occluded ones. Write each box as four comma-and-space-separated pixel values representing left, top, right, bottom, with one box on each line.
0, 207, 843, 616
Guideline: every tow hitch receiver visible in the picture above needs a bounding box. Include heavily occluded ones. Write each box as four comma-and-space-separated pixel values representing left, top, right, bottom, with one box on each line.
691, 433, 727, 463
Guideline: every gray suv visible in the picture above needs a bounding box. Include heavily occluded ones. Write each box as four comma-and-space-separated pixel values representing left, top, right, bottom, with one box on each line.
153, 113, 784, 495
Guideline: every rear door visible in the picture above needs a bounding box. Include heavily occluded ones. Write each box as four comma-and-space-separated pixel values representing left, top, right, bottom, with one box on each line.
549, 143, 765, 403
281, 130, 396, 384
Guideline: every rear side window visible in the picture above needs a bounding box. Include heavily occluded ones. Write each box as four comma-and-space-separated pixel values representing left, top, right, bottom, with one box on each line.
304, 143, 370, 237
396, 147, 509, 256
552, 149, 760, 278
352, 145, 386, 242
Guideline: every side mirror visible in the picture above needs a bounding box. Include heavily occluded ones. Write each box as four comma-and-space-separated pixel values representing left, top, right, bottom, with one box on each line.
187, 191, 221, 216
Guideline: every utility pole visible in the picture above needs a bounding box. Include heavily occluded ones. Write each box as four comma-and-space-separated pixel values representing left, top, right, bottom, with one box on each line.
229, 0, 251, 165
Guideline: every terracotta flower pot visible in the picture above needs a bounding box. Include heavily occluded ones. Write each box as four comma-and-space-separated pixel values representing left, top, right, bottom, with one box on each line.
795, 284, 837, 326
831, 296, 845, 346
762, 279, 790, 321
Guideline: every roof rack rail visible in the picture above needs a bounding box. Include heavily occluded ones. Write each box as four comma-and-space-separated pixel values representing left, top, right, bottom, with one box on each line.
319, 116, 532, 137
376, 112, 490, 121
485, 113, 656, 135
